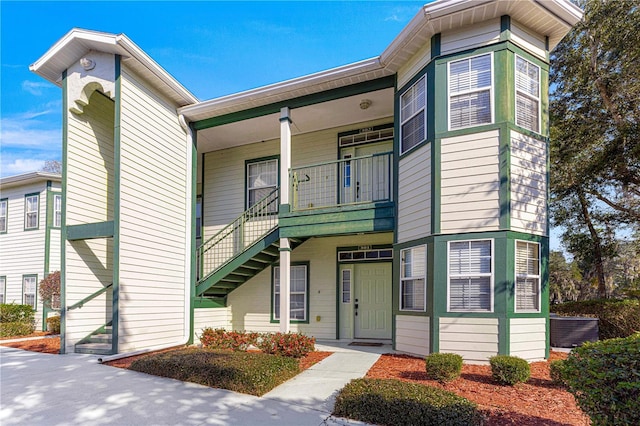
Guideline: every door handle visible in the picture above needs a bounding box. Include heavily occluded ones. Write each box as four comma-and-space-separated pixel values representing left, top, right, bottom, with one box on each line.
355, 303, 358, 309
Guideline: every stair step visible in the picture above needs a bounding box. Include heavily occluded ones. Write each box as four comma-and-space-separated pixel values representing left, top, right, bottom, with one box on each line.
89, 333, 112, 343
75, 342, 113, 355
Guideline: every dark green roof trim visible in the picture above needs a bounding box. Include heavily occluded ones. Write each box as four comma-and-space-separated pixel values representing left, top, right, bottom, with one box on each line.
193, 75, 395, 130
500, 15, 511, 42
431, 33, 441, 59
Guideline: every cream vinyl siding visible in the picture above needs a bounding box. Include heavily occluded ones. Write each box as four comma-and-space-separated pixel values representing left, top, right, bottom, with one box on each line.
439, 317, 499, 364
64, 238, 113, 353
118, 66, 189, 351
510, 317, 546, 361
510, 131, 547, 235
510, 21, 547, 60
226, 233, 392, 338
398, 143, 431, 243
66, 90, 115, 225
0, 182, 48, 324
440, 18, 500, 56
395, 315, 429, 356
193, 307, 232, 343
440, 130, 500, 233
397, 42, 431, 90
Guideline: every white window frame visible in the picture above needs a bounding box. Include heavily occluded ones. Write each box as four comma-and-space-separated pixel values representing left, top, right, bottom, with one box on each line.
53, 193, 62, 228
247, 158, 278, 211
0, 198, 7, 233
0, 276, 5, 304
341, 269, 352, 304
25, 194, 39, 230
273, 264, 308, 322
400, 245, 427, 312
23, 275, 37, 309
515, 55, 541, 133
448, 52, 494, 130
447, 239, 494, 312
400, 76, 427, 154
515, 240, 541, 312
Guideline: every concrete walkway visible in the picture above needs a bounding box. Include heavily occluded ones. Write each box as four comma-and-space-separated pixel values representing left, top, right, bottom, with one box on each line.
0, 341, 386, 425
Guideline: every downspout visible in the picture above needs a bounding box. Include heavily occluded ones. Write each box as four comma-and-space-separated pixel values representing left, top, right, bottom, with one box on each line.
98, 113, 195, 363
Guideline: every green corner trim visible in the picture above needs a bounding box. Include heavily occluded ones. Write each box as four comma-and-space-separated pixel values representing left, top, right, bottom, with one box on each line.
499, 123, 511, 230
500, 15, 511, 42
430, 33, 441, 59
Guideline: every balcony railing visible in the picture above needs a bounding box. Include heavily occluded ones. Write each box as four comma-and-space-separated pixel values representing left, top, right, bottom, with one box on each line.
290, 152, 392, 211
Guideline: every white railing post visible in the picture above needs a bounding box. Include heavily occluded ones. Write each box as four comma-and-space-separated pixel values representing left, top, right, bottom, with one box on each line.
279, 238, 291, 333
280, 107, 291, 206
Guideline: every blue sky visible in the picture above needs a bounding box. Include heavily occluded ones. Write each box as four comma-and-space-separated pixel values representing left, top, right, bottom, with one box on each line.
1, 0, 426, 176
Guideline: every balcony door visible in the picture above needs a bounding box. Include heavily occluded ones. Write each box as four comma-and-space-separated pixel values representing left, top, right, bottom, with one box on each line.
340, 140, 392, 204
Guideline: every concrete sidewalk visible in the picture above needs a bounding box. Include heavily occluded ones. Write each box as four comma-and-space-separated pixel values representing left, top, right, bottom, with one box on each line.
0, 342, 385, 425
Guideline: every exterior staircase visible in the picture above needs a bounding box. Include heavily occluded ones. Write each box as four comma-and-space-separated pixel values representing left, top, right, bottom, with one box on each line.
75, 323, 114, 355
196, 188, 306, 303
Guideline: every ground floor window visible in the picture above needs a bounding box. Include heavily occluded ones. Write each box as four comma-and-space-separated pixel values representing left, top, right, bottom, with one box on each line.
273, 263, 308, 322
0, 276, 5, 304
448, 240, 493, 312
400, 245, 426, 311
23, 275, 38, 309
515, 241, 541, 312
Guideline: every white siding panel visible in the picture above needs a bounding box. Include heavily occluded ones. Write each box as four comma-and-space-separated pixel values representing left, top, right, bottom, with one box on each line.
510, 317, 546, 361
397, 143, 431, 243
511, 21, 547, 60
440, 130, 500, 234
395, 315, 429, 356
117, 66, 189, 352
441, 18, 500, 55
226, 233, 393, 339
439, 317, 499, 364
193, 307, 232, 343
510, 130, 547, 235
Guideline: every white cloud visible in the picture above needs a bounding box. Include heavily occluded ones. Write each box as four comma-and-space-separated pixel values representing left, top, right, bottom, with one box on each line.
384, 6, 419, 23
21, 80, 55, 96
1, 158, 46, 176
1, 119, 61, 149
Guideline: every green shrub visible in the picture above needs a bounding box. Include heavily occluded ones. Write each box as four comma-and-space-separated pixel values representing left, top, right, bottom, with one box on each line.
560, 334, 640, 425
551, 299, 640, 339
199, 328, 258, 351
46, 315, 61, 334
489, 355, 530, 385
549, 359, 567, 386
0, 321, 36, 338
257, 332, 315, 358
130, 348, 299, 396
0, 303, 35, 323
425, 353, 463, 383
333, 378, 483, 426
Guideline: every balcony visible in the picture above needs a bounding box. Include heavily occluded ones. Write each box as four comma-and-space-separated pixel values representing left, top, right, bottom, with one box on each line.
280, 152, 395, 238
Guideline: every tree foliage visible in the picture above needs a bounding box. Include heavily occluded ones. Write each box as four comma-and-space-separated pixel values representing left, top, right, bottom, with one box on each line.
39, 271, 61, 309
550, 0, 640, 297
40, 160, 62, 174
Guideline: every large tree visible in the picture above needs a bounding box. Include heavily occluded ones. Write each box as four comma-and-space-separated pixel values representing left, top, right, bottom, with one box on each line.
550, 0, 640, 297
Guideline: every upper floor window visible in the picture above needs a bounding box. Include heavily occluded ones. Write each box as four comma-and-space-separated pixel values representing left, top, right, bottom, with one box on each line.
53, 194, 62, 228
448, 239, 493, 312
449, 53, 493, 130
515, 56, 541, 133
400, 245, 427, 311
25, 194, 39, 230
247, 158, 278, 212
0, 198, 7, 233
400, 76, 426, 154
23, 275, 37, 309
515, 241, 541, 312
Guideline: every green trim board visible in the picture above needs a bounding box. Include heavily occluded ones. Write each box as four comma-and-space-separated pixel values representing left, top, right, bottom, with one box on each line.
66, 221, 114, 240
23, 192, 40, 231
0, 198, 7, 234
270, 261, 310, 324
500, 15, 511, 42
193, 76, 395, 130
112, 54, 121, 354
60, 68, 68, 354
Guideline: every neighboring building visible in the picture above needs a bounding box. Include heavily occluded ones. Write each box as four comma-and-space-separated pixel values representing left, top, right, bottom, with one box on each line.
30, 0, 582, 361
0, 172, 62, 330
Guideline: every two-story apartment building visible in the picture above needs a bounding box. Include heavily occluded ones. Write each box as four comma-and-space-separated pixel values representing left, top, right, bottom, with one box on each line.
0, 172, 62, 330
30, 0, 582, 360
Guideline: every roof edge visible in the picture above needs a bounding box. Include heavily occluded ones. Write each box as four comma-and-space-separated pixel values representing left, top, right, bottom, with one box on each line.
1, 171, 62, 188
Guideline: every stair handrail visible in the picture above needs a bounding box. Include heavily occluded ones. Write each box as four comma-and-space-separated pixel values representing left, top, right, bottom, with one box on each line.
197, 187, 280, 282
67, 283, 113, 311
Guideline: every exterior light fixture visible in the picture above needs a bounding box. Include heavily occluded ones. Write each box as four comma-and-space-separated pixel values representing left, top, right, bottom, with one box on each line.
80, 57, 96, 71
360, 99, 372, 110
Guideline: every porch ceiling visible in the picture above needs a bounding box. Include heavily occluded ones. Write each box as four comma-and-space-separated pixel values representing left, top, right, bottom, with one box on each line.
196, 87, 394, 153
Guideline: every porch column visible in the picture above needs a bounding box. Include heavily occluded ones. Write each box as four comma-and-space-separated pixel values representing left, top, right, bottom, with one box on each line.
279, 107, 292, 332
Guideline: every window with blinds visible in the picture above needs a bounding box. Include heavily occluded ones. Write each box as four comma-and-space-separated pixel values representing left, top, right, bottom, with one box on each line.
448, 240, 493, 312
400, 76, 426, 154
515, 56, 540, 133
448, 53, 492, 130
273, 264, 308, 321
515, 241, 540, 312
400, 245, 426, 311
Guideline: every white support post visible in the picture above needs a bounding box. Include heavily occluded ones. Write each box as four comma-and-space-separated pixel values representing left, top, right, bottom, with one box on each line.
280, 107, 291, 206
279, 238, 291, 333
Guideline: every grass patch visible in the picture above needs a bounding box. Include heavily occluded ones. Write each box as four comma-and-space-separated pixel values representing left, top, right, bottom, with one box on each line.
130, 348, 299, 396
334, 378, 483, 426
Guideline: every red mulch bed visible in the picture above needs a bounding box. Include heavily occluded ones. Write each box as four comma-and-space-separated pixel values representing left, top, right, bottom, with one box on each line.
0, 331, 53, 340
0, 336, 60, 354
366, 352, 590, 426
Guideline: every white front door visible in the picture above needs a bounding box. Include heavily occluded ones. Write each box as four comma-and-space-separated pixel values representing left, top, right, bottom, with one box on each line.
354, 262, 392, 339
